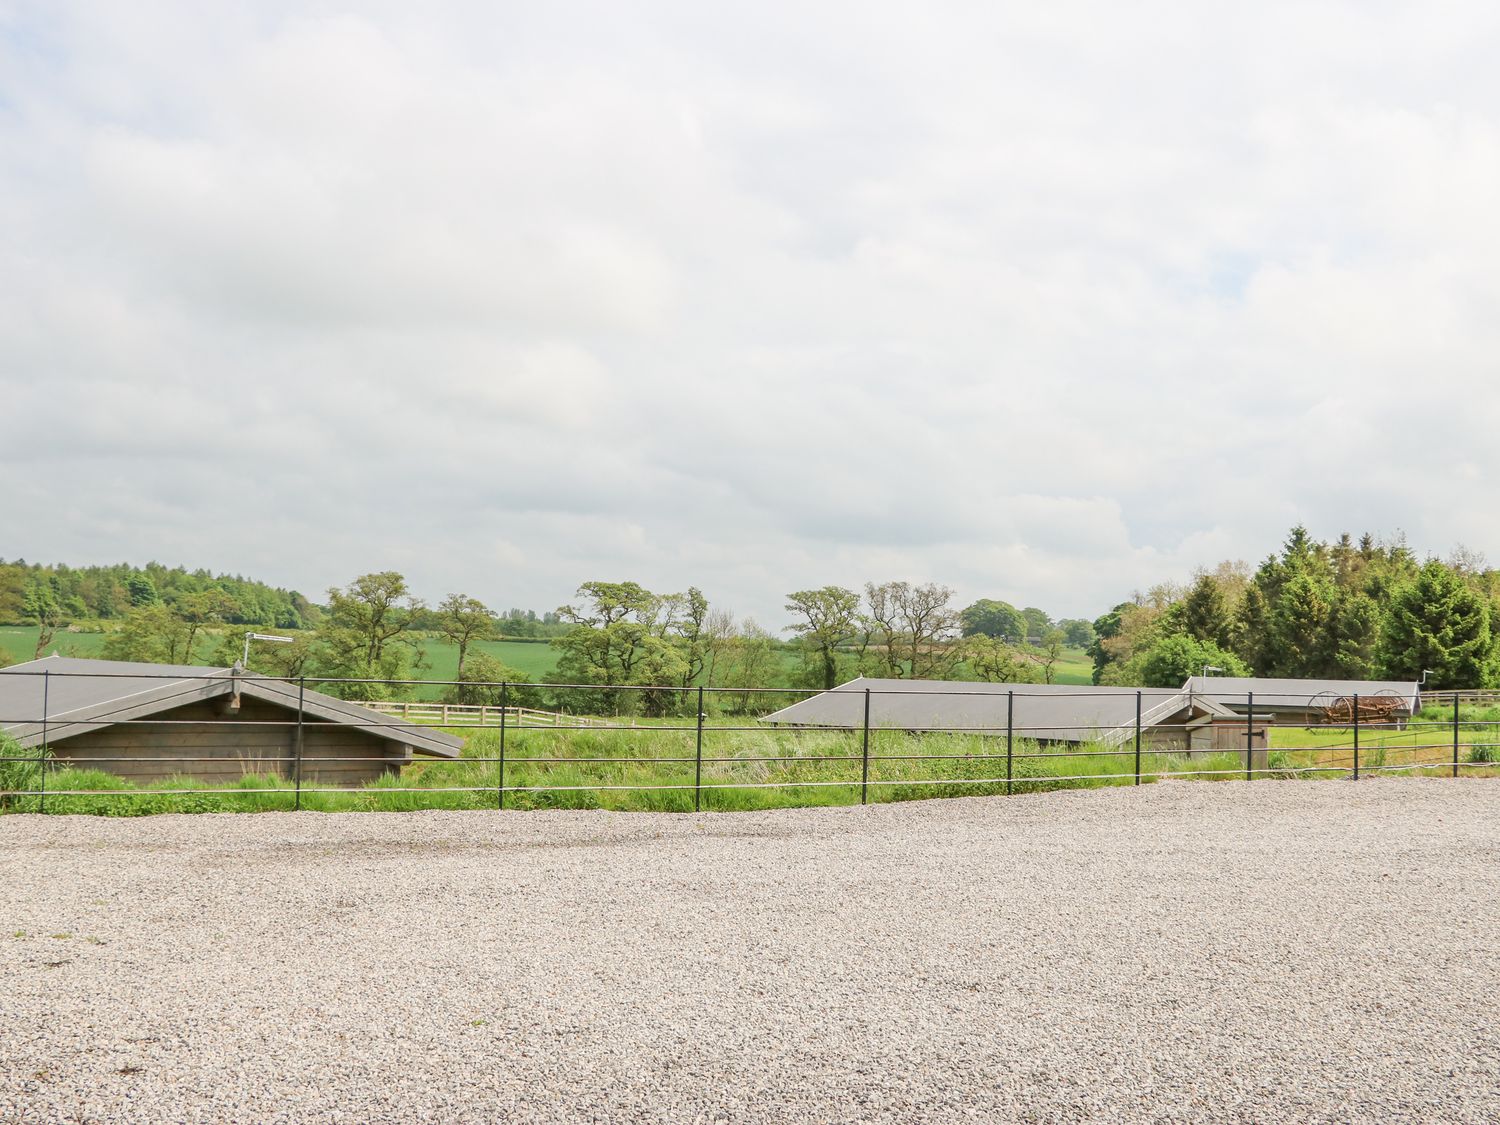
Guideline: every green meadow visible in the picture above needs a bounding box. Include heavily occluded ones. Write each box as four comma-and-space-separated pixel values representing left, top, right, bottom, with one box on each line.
0, 626, 108, 663
0, 623, 1091, 694
0, 625, 560, 686
409, 637, 560, 691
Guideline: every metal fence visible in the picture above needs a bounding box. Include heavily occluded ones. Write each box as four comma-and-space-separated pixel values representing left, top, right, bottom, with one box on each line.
0, 668, 1495, 814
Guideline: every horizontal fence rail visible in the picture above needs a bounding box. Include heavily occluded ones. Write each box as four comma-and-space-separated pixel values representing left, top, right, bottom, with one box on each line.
362, 701, 619, 728
0, 669, 1495, 815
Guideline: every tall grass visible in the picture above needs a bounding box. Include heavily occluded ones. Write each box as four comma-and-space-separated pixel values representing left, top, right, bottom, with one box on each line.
5, 721, 1495, 817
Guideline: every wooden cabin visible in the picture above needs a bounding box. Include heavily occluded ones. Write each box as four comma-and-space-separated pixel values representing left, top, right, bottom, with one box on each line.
0, 656, 462, 785
762, 677, 1268, 765
1183, 676, 1421, 726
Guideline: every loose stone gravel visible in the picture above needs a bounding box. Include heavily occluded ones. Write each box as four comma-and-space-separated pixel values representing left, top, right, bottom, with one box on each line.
2, 778, 1498, 1124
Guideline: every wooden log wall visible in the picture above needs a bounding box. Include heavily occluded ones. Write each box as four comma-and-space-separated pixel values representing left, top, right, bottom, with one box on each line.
47, 697, 405, 786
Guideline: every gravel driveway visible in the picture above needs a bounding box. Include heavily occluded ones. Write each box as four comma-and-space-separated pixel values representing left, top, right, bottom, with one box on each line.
3, 779, 1498, 1124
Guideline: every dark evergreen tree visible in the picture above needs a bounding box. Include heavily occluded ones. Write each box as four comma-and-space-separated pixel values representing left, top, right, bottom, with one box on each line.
1231, 583, 1270, 674
1087, 604, 1127, 684
1267, 572, 1336, 677
1377, 561, 1495, 688
1180, 575, 1234, 648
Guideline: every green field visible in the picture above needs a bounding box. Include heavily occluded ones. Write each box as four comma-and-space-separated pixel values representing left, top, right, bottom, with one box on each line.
0, 626, 108, 663
0, 625, 559, 684
1, 624, 1091, 694
1261, 711, 1500, 776
411, 637, 560, 691
1048, 649, 1093, 684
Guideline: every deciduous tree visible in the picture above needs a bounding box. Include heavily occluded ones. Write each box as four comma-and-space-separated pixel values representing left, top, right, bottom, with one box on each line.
1020, 607, 1053, 642
784, 586, 860, 690
701, 608, 737, 688
103, 605, 193, 664
1139, 635, 1247, 688
553, 581, 692, 714
960, 599, 1026, 642
719, 620, 779, 712
1057, 618, 1096, 648
317, 572, 425, 698
859, 581, 962, 679
960, 635, 1034, 684
1032, 628, 1067, 684
438, 593, 496, 678
441, 651, 540, 708
22, 579, 62, 659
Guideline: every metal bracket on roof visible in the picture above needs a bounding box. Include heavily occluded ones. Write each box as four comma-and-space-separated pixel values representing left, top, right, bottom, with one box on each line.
226, 663, 243, 714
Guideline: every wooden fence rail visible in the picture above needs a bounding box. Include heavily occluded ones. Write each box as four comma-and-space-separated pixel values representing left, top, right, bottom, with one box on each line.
363, 701, 621, 728
1419, 690, 1500, 710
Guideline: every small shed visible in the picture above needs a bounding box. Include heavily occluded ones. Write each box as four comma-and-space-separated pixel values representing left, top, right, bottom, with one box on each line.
0, 656, 462, 785
1182, 677, 1421, 725
761, 677, 1268, 757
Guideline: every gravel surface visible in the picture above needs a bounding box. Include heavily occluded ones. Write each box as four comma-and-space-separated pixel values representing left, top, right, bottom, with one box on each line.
3, 778, 1499, 1124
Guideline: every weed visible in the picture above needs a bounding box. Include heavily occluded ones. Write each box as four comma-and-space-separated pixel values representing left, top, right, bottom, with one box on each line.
7, 711, 1495, 818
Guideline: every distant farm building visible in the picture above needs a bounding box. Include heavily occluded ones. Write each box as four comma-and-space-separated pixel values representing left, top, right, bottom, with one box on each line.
0, 656, 461, 785
1182, 677, 1422, 725
761, 678, 1268, 754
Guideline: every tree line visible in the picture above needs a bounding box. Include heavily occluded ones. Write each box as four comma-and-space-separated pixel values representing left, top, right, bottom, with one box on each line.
8, 525, 1498, 704
1088, 528, 1498, 690
523, 579, 1084, 714
779, 584, 1091, 690
0, 559, 315, 638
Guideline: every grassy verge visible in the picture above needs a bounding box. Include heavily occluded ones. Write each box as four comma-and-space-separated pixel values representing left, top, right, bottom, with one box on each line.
8, 721, 1494, 817
1266, 717, 1500, 774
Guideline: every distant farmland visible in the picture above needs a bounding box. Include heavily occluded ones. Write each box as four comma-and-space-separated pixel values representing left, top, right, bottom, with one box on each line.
0, 624, 1093, 696
0, 626, 560, 693
411, 637, 560, 692
0, 626, 108, 663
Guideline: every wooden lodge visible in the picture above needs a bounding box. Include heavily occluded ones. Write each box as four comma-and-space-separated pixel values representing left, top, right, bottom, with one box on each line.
0, 656, 462, 785
761, 677, 1270, 761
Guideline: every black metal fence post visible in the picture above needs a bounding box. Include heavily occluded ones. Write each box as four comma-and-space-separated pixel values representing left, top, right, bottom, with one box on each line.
1134, 690, 1142, 785
860, 688, 871, 805
498, 682, 508, 810
1453, 691, 1461, 779
694, 685, 704, 813
1245, 693, 1254, 783
1005, 690, 1014, 796
294, 676, 305, 811
38, 669, 49, 814
1352, 693, 1359, 781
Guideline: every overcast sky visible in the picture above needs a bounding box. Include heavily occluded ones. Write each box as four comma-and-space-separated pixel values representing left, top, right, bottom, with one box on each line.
3, 2, 1499, 627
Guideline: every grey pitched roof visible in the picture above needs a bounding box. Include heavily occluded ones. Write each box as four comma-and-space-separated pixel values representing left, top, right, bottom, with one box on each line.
0, 656, 462, 758
1182, 676, 1421, 714
760, 678, 1237, 745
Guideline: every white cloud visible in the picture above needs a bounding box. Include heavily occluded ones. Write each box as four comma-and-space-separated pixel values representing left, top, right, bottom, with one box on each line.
3, 0, 1499, 624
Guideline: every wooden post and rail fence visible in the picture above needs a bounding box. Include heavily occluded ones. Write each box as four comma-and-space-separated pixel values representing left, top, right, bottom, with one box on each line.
363, 700, 625, 728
